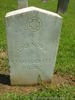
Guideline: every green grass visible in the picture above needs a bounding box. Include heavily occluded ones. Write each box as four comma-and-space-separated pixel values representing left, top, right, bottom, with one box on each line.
56, 0, 75, 76
0, 85, 74, 100
0, 0, 17, 51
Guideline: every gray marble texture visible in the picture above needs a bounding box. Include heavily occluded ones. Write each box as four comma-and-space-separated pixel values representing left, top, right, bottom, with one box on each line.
5, 7, 62, 85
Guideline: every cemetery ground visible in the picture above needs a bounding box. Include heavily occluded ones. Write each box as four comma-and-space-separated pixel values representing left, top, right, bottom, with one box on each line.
0, 0, 75, 99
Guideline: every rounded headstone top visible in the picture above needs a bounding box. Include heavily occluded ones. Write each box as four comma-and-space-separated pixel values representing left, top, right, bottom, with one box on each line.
5, 6, 62, 19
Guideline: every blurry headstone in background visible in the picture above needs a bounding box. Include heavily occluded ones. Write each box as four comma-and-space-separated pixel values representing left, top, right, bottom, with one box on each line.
18, 0, 28, 8
42, 0, 48, 3
57, 0, 69, 14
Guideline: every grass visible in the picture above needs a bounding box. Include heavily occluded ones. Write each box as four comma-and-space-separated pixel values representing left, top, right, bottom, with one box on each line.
56, 0, 75, 76
0, 85, 75, 100
0, 0, 75, 99
0, 0, 17, 51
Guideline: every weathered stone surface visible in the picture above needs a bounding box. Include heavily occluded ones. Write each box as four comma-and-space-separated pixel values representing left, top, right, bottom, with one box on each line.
5, 7, 62, 85
18, 0, 28, 8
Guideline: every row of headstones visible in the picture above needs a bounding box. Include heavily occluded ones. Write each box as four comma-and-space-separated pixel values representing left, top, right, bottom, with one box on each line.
18, 0, 69, 13
5, 0, 62, 85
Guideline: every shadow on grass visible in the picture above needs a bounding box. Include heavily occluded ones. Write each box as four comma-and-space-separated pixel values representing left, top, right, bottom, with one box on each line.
0, 74, 10, 85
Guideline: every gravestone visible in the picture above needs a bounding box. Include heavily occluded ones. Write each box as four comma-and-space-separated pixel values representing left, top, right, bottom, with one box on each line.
57, 0, 69, 13
42, 0, 48, 3
5, 7, 62, 85
18, 0, 28, 8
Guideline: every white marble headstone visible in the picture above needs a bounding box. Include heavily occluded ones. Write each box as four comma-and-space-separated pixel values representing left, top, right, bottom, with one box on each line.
18, 0, 28, 8
5, 7, 62, 85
